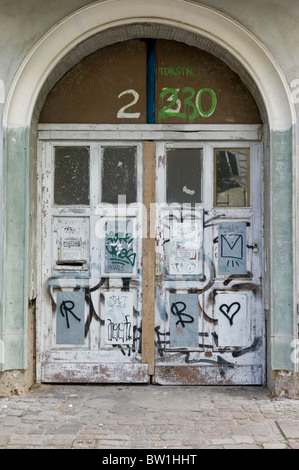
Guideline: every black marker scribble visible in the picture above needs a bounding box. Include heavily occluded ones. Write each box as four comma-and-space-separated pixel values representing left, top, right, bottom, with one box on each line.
60, 300, 81, 329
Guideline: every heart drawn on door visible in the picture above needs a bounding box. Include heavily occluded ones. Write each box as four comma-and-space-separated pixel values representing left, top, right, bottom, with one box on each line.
219, 302, 241, 326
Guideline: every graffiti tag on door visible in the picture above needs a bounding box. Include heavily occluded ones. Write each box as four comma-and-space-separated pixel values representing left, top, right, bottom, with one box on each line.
104, 218, 137, 275
104, 291, 134, 345
56, 290, 85, 345
218, 221, 247, 275
169, 293, 199, 348
215, 292, 248, 347
168, 218, 203, 275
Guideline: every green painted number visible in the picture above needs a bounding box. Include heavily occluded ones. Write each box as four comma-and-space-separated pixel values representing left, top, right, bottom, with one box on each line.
158, 87, 217, 123
159, 87, 186, 122
196, 88, 217, 118
182, 87, 199, 123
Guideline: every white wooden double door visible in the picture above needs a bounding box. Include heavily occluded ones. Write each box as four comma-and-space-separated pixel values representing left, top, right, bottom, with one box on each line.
37, 126, 264, 385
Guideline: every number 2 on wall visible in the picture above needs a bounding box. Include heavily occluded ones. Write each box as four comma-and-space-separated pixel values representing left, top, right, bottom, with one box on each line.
117, 89, 141, 119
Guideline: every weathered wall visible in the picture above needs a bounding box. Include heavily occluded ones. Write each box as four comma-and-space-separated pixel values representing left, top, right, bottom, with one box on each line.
39, 39, 261, 124
0, 0, 298, 396
0, 301, 35, 397
1, 0, 299, 115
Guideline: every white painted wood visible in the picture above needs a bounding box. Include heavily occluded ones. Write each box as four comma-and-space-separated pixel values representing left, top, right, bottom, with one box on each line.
216, 292, 248, 347
41, 362, 149, 383
38, 124, 262, 142
153, 365, 263, 385
37, 140, 144, 383
154, 139, 265, 385
37, 130, 264, 385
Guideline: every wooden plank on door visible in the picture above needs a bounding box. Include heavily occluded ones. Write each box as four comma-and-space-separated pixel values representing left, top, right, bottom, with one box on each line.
142, 141, 156, 375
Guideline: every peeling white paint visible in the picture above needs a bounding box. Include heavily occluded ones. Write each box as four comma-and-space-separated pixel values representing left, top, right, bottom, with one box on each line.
182, 185, 195, 195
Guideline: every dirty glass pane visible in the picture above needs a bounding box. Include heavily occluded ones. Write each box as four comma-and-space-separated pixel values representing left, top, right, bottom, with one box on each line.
166, 148, 203, 204
54, 147, 90, 205
215, 148, 250, 207
102, 147, 137, 204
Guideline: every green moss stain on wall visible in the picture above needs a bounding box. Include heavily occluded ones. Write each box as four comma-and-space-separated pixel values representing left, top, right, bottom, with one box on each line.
271, 128, 295, 371
1, 127, 29, 370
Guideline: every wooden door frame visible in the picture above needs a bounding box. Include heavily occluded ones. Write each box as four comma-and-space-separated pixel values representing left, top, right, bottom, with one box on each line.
141, 141, 156, 375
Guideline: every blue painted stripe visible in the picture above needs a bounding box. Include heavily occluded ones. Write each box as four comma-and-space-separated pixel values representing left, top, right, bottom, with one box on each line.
147, 40, 156, 124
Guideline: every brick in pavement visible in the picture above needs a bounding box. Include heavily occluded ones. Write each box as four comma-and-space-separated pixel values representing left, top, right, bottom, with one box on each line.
0, 384, 298, 449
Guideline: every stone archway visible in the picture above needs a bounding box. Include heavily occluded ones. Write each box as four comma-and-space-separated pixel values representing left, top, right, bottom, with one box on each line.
2, 0, 296, 386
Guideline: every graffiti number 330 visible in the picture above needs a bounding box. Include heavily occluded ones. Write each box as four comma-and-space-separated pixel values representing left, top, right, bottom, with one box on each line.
159, 86, 217, 123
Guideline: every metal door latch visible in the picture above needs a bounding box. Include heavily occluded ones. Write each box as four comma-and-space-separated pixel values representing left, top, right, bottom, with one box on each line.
247, 243, 258, 253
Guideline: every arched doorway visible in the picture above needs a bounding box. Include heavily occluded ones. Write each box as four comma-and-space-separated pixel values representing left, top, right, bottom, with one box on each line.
2, 0, 296, 387
36, 38, 265, 384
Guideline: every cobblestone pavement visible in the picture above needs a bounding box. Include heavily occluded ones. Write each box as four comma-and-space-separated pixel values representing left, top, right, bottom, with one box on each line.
0, 384, 299, 449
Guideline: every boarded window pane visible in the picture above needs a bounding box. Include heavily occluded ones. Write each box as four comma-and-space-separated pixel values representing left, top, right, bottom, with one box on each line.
54, 147, 90, 205
56, 290, 85, 344
215, 149, 249, 207
166, 148, 202, 204
102, 147, 137, 204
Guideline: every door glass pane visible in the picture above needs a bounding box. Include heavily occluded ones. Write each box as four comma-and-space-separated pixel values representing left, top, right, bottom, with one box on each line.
166, 148, 203, 204
54, 146, 90, 205
215, 148, 249, 207
102, 147, 137, 204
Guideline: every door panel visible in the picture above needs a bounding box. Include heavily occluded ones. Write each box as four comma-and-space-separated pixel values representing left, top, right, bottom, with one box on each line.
38, 142, 148, 383
154, 142, 264, 385
37, 135, 264, 385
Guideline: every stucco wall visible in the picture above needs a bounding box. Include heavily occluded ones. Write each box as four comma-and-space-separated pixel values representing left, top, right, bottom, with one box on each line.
0, 0, 298, 396
0, 0, 298, 114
